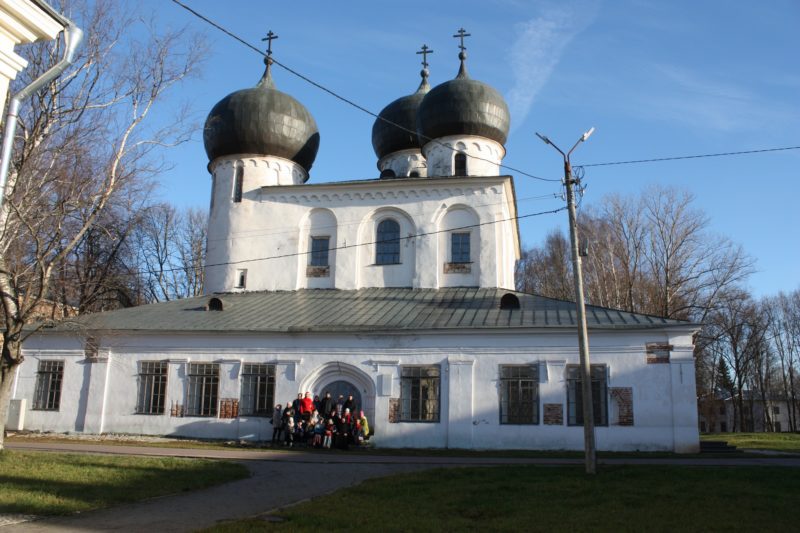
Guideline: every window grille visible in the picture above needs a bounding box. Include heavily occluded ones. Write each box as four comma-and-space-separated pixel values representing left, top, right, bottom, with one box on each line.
400, 366, 440, 422
376, 219, 400, 265
500, 365, 539, 424
136, 361, 168, 415
33, 360, 64, 411
186, 363, 219, 417
239, 363, 276, 416
566, 364, 608, 426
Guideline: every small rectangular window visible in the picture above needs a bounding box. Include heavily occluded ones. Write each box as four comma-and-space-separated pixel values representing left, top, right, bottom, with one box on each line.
400, 366, 440, 422
451, 232, 470, 263
500, 365, 539, 424
773, 405, 780, 415
566, 364, 608, 426
233, 165, 243, 203
235, 269, 247, 289
33, 360, 64, 411
240, 364, 276, 416
310, 237, 330, 267
137, 361, 168, 415
186, 363, 219, 417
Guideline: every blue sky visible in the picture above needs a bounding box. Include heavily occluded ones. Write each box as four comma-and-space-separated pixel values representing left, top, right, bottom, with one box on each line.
127, 0, 797, 297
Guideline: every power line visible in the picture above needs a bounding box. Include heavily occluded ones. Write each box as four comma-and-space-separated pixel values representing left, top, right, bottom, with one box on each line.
168, 0, 560, 183
579, 145, 800, 168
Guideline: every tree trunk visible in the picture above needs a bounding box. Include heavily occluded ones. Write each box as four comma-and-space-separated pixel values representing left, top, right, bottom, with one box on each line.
0, 338, 22, 451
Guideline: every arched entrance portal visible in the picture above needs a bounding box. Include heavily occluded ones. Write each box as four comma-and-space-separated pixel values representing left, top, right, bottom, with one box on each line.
325, 380, 362, 414
300, 362, 376, 434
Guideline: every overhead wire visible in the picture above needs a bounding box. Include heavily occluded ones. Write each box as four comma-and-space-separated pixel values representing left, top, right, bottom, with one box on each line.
579, 145, 800, 168
168, 0, 560, 183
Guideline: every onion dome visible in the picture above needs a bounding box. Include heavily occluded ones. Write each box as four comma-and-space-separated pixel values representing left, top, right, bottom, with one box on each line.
371, 67, 431, 159
203, 56, 320, 173
417, 40, 510, 147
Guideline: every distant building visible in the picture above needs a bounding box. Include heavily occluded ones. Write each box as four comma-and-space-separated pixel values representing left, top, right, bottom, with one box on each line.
699, 392, 798, 433
13, 36, 701, 451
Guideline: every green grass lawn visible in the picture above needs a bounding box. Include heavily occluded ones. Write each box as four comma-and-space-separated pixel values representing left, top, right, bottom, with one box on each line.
0, 450, 248, 516
209, 465, 800, 532
701, 432, 800, 453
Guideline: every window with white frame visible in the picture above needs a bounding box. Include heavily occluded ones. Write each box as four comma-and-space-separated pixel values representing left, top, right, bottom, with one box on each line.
566, 364, 608, 426
499, 365, 539, 424
310, 236, 330, 267
451, 232, 471, 263
186, 363, 219, 417
400, 366, 440, 422
136, 361, 168, 415
239, 363, 276, 416
376, 219, 400, 265
33, 360, 64, 411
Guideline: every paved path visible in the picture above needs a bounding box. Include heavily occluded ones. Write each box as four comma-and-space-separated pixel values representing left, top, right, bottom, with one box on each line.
3, 441, 799, 532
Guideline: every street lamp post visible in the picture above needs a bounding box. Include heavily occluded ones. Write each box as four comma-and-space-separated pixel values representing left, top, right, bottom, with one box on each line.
536, 128, 597, 474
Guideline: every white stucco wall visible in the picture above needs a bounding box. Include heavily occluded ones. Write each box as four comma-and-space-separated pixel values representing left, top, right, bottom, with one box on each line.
377, 149, 427, 178
16, 326, 699, 452
204, 176, 519, 293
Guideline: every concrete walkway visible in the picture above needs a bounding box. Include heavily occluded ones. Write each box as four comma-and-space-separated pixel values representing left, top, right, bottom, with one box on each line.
3, 441, 799, 532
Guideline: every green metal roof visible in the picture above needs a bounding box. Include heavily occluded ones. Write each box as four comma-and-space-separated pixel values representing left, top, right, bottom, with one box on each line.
41, 288, 694, 335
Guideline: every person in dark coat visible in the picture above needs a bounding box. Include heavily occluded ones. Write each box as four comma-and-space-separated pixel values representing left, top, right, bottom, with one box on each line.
320, 391, 334, 418
343, 394, 356, 414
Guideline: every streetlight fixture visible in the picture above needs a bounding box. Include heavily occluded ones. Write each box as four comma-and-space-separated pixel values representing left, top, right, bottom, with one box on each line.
536, 127, 597, 474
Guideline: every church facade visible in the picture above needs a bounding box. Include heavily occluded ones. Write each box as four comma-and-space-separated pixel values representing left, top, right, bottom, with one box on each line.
11, 36, 700, 452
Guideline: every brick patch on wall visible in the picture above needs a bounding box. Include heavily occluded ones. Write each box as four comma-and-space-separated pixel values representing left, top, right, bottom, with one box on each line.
543, 403, 563, 425
388, 398, 400, 423
610, 387, 634, 426
170, 402, 184, 417
218, 398, 239, 419
646, 342, 672, 364
306, 266, 330, 278
443, 262, 471, 274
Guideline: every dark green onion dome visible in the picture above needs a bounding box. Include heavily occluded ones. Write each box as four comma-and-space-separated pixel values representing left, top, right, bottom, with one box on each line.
416, 55, 510, 147
371, 70, 430, 159
203, 60, 320, 174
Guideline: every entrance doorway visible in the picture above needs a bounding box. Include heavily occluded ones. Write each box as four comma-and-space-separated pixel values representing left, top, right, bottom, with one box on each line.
321, 380, 362, 414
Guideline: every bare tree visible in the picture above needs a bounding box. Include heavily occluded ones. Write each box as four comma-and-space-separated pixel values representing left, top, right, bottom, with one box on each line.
515, 229, 573, 300
133, 204, 206, 302
763, 290, 800, 431
0, 1, 204, 449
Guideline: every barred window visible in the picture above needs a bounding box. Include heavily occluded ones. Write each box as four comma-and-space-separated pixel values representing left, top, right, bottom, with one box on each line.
376, 219, 400, 265
451, 232, 470, 263
500, 365, 539, 424
186, 363, 219, 417
400, 366, 440, 422
567, 364, 608, 426
136, 361, 168, 415
240, 363, 276, 416
310, 237, 330, 267
33, 360, 63, 411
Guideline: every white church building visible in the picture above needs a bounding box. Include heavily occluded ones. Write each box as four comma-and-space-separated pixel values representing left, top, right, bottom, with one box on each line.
11, 36, 700, 452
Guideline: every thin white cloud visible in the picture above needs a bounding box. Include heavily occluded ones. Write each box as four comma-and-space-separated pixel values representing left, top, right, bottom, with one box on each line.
634, 64, 799, 132
507, 1, 599, 130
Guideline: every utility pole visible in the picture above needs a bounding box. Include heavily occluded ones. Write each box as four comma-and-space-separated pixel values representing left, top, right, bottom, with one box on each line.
536, 128, 597, 474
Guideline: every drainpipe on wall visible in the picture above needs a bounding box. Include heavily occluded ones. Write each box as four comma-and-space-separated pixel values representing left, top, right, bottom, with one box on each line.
0, 18, 84, 210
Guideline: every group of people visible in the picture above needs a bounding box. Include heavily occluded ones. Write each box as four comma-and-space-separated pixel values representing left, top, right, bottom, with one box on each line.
270, 391, 370, 450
